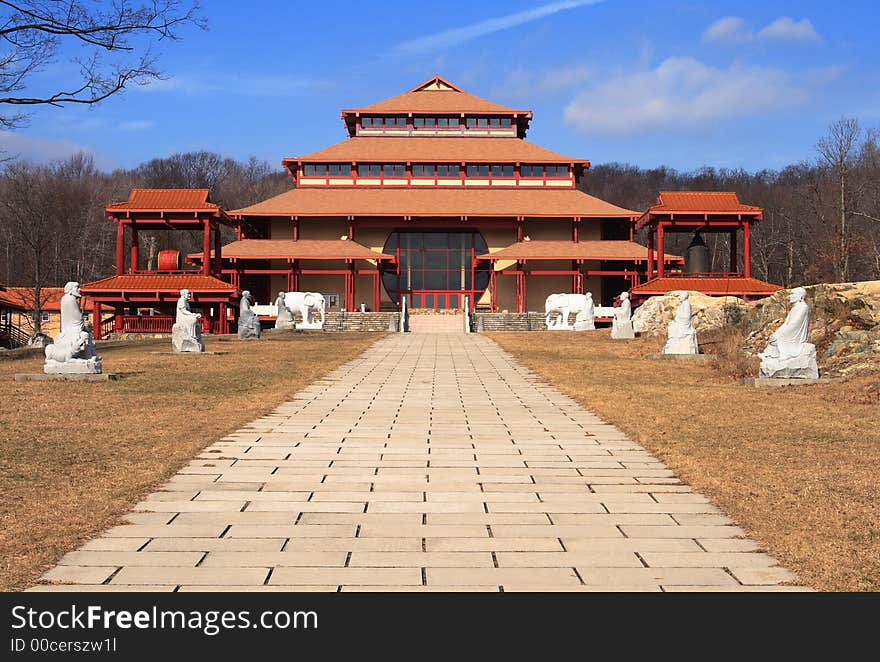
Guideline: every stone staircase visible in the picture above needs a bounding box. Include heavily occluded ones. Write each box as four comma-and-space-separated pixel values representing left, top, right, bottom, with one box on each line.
474, 312, 547, 331
321, 311, 399, 332
407, 313, 465, 333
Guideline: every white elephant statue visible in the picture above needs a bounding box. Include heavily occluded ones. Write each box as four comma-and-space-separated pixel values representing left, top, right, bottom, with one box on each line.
284, 291, 326, 329
545, 293, 592, 330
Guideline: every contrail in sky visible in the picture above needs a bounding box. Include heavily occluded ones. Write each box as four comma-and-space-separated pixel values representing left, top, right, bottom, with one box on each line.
392, 0, 607, 55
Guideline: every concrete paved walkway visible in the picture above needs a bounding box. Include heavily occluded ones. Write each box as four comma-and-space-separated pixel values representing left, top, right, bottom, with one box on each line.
33, 334, 806, 592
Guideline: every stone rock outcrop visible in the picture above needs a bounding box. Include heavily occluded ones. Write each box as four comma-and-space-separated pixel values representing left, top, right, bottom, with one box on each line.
633, 291, 748, 336
742, 281, 879, 377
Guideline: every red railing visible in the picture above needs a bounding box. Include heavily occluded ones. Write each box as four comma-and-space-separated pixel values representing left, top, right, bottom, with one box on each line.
101, 315, 214, 335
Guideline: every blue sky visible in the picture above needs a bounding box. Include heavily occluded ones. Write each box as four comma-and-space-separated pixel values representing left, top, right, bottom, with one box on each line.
3, 0, 878, 172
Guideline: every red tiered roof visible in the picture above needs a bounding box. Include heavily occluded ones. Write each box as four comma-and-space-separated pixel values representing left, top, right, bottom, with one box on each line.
342, 75, 529, 117
232, 188, 637, 218
478, 241, 681, 262
188, 239, 395, 262
631, 276, 781, 297
287, 137, 586, 166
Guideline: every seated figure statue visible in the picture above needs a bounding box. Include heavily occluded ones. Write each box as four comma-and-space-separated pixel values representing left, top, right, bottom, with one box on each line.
758, 287, 818, 379
44, 281, 102, 374
573, 292, 596, 331
610, 291, 635, 340
171, 289, 204, 352
663, 292, 699, 354
237, 290, 262, 340
274, 291, 295, 330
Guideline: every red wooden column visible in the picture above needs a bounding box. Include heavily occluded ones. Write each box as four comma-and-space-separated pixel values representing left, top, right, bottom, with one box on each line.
647, 229, 655, 278
130, 223, 139, 273
213, 225, 222, 276
657, 223, 665, 278
92, 301, 102, 340
218, 303, 227, 335
372, 268, 381, 312
743, 222, 752, 278
292, 217, 300, 241
202, 219, 212, 276
490, 267, 497, 312
730, 229, 738, 274
345, 259, 355, 311
115, 222, 125, 275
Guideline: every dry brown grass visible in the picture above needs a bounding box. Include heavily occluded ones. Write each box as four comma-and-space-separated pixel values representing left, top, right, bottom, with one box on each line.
489, 330, 880, 592
0, 333, 378, 592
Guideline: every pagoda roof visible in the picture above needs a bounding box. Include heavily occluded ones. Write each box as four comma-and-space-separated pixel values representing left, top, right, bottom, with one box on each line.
342, 75, 530, 117
478, 240, 681, 262
637, 191, 763, 228
105, 189, 234, 226
82, 274, 236, 293
188, 239, 395, 262
631, 275, 781, 297
231, 188, 638, 219
287, 137, 586, 166
106, 189, 220, 212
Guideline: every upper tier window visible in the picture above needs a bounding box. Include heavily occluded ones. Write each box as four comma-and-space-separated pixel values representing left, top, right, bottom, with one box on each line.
362, 116, 406, 128
303, 163, 351, 176
521, 164, 570, 178
413, 164, 461, 177
465, 116, 512, 129
413, 116, 459, 128
358, 163, 405, 177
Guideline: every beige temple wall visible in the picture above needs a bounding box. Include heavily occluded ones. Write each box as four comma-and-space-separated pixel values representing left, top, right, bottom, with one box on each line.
261, 218, 610, 311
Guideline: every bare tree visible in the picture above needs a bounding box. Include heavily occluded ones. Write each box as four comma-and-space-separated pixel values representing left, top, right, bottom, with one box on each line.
0, 0, 204, 128
815, 118, 862, 281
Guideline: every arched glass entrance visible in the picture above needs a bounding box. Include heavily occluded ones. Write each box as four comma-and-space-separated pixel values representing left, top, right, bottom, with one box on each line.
382, 230, 490, 310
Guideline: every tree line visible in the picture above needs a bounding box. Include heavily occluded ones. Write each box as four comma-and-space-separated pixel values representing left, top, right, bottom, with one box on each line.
581, 118, 880, 287
0, 151, 290, 334
1, 118, 878, 336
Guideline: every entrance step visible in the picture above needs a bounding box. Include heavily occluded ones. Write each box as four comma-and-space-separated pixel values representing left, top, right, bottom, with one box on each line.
408, 313, 464, 334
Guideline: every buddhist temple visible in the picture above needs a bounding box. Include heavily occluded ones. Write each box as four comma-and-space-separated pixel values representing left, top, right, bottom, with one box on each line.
84, 75, 779, 336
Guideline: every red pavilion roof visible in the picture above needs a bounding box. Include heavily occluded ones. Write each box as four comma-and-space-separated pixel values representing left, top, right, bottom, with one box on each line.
82, 274, 236, 292
106, 189, 221, 212
631, 276, 781, 297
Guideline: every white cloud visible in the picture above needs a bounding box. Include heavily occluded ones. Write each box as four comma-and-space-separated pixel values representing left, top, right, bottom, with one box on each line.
702, 16, 747, 43
758, 17, 820, 42
0, 131, 92, 162
563, 57, 817, 136
702, 15, 820, 44
138, 74, 328, 97
392, 0, 606, 55
500, 64, 594, 99
118, 120, 154, 131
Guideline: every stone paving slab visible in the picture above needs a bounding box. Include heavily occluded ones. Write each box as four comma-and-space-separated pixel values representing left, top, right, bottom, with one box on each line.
30, 334, 807, 592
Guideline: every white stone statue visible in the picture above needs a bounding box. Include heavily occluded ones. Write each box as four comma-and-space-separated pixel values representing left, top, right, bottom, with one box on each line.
574, 292, 596, 331
544, 293, 594, 330
283, 291, 326, 330
44, 281, 102, 374
610, 291, 635, 340
237, 290, 262, 339
759, 287, 818, 379
662, 292, 699, 355
274, 291, 295, 330
171, 289, 204, 353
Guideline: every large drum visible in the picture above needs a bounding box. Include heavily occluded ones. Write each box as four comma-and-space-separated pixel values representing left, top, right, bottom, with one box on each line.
157, 249, 181, 271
